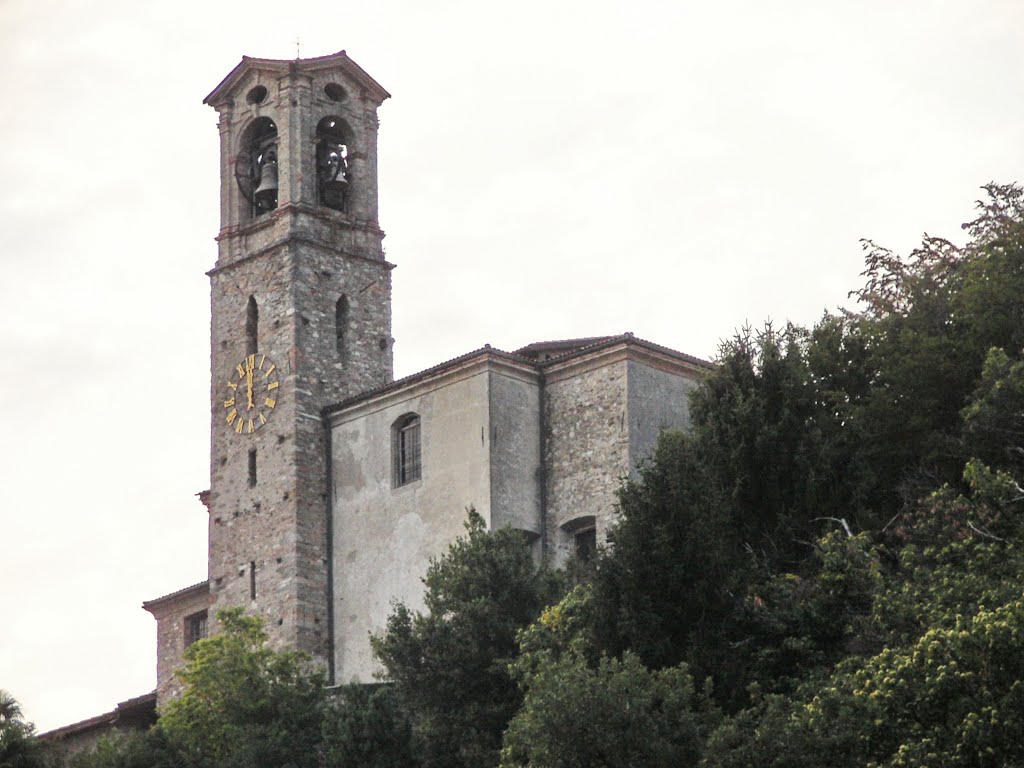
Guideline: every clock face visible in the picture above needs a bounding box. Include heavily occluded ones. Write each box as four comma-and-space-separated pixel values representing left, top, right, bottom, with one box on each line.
224, 353, 280, 434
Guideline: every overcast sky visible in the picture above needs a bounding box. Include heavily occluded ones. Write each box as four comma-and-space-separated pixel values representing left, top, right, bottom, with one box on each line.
1, 0, 1022, 733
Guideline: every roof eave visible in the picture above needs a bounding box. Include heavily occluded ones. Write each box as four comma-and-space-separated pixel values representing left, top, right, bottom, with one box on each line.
203, 50, 390, 108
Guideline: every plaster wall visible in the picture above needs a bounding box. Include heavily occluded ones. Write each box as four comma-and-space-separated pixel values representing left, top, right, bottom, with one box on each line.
330, 370, 493, 683
488, 371, 542, 535
626, 359, 701, 471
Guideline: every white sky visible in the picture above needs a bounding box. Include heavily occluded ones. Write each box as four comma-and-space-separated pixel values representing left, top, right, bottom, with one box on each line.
1, 0, 1022, 733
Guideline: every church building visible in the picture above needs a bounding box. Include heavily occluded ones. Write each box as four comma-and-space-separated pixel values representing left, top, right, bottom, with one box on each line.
132, 49, 710, 703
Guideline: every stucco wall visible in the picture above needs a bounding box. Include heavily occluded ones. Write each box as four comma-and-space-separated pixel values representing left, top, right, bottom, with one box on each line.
626, 359, 700, 473
488, 371, 542, 534
330, 369, 493, 683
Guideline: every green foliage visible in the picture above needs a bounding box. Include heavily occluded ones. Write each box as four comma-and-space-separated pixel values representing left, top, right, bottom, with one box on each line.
66, 731, 176, 768
158, 609, 325, 768
588, 428, 744, 683
513, 585, 599, 671
872, 485, 1024, 650
705, 463, 1024, 767
734, 531, 882, 697
371, 511, 562, 768
0, 691, 43, 768
320, 684, 415, 768
706, 598, 1024, 768
688, 323, 845, 556
501, 651, 716, 768
962, 348, 1024, 474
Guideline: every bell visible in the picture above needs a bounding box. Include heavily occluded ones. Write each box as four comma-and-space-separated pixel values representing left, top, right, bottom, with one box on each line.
253, 159, 278, 210
324, 149, 348, 190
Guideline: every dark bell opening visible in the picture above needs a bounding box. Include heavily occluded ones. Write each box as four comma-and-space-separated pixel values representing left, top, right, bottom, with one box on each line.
235, 117, 279, 218
316, 116, 352, 213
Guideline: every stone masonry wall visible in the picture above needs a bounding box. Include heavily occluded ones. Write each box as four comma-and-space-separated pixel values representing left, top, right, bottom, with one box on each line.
208, 235, 391, 664
204, 53, 392, 674
148, 585, 210, 703
544, 359, 630, 565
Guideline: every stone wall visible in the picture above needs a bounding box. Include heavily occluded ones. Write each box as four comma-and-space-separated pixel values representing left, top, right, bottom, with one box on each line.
207, 233, 392, 664
544, 356, 631, 565
204, 53, 393, 670
143, 582, 210, 703
542, 342, 708, 565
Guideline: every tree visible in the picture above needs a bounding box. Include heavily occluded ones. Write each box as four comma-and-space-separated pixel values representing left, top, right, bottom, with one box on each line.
66, 730, 176, 768
587, 428, 747, 691
320, 684, 415, 768
704, 459, 1024, 767
706, 598, 1024, 768
502, 589, 718, 767
157, 609, 325, 768
962, 347, 1024, 475
0, 691, 43, 768
371, 511, 562, 768
501, 652, 715, 768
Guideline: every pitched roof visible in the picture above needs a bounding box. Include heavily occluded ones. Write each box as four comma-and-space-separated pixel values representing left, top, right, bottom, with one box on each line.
37, 692, 156, 742
323, 334, 711, 417
142, 580, 210, 613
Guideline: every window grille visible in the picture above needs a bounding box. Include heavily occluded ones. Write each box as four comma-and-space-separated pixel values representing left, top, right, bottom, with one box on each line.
393, 415, 421, 487
185, 610, 208, 647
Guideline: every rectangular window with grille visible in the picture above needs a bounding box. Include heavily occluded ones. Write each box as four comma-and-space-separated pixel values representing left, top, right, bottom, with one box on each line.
185, 610, 208, 647
394, 415, 422, 487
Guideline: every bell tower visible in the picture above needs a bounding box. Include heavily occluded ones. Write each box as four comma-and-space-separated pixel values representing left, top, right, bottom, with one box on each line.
203, 51, 393, 661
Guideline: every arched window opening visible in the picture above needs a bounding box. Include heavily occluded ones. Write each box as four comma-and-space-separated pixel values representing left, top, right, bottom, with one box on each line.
235, 117, 279, 219
336, 295, 349, 359
561, 515, 597, 562
392, 413, 422, 487
316, 116, 352, 213
246, 295, 258, 356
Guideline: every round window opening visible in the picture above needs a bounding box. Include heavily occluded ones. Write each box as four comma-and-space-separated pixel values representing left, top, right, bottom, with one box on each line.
246, 85, 269, 105
324, 83, 347, 102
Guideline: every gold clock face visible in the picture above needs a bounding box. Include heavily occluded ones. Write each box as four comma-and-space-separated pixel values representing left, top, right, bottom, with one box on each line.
224, 353, 280, 435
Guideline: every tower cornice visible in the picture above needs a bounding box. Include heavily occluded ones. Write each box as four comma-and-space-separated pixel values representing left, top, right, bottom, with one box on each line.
209, 203, 389, 273
204, 50, 391, 109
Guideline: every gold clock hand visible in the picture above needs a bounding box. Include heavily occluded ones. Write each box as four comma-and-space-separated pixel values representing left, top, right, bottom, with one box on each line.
246, 366, 255, 409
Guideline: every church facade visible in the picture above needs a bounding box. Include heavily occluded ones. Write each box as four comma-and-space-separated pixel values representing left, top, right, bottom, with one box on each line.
141, 50, 710, 703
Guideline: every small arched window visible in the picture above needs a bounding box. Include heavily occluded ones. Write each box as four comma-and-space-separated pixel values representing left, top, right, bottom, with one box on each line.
336, 295, 349, 359
245, 295, 258, 356
392, 413, 422, 487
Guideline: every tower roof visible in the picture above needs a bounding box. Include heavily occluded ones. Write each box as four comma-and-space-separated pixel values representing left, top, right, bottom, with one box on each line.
204, 49, 391, 107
